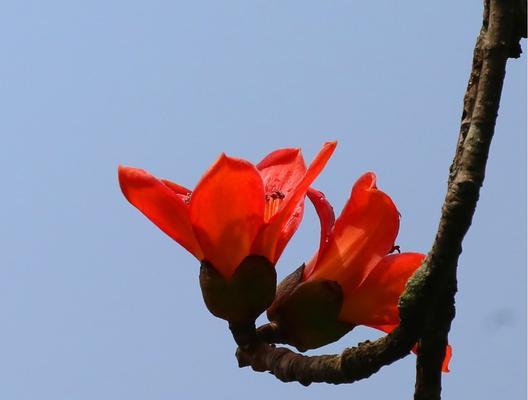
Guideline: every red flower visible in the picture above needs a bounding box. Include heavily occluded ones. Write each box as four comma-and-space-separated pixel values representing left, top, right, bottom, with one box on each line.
268, 172, 451, 372
308, 172, 451, 371
118, 142, 336, 279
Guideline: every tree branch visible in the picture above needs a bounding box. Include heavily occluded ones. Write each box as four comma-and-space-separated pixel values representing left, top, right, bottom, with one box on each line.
233, 0, 525, 388
414, 1, 525, 398
236, 321, 422, 386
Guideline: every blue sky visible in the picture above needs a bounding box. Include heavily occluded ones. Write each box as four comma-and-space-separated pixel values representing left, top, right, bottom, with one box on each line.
0, 1, 525, 399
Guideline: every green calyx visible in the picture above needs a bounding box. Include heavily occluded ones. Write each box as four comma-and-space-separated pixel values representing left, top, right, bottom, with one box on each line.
199, 255, 277, 324
267, 265, 353, 352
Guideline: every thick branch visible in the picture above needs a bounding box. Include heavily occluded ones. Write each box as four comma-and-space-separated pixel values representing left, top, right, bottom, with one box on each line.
236, 322, 420, 386
234, 0, 524, 387
414, 1, 523, 399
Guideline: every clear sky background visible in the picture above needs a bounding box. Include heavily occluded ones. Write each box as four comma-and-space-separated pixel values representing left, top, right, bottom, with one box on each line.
1, 1, 525, 399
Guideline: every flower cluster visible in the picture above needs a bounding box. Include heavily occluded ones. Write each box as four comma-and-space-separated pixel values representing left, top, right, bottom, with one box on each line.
118, 142, 450, 371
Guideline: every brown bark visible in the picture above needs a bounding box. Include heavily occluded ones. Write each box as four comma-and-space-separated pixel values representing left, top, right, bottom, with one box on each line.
415, 1, 525, 398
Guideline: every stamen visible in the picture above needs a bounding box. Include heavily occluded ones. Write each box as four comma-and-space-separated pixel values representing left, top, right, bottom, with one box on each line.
264, 191, 285, 222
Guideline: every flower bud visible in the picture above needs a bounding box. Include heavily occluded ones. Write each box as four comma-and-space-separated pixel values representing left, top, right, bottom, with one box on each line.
199, 255, 276, 324
267, 265, 353, 352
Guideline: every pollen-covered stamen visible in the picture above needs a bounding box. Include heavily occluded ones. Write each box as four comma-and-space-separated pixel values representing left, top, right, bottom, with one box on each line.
264, 190, 286, 222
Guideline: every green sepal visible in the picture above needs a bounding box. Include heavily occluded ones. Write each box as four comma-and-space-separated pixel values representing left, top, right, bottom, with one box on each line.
199, 255, 276, 324
267, 265, 353, 352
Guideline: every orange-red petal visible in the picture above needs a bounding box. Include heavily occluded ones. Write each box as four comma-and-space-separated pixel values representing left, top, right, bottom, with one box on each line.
252, 141, 337, 262
257, 147, 306, 199
161, 179, 192, 196
118, 166, 203, 259
257, 148, 308, 254
339, 252, 425, 326
305, 172, 400, 292
189, 154, 265, 279
306, 188, 335, 270
442, 344, 452, 372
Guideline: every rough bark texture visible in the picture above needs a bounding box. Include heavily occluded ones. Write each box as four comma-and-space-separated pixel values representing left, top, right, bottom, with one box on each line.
232, 0, 525, 393
414, 1, 526, 398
